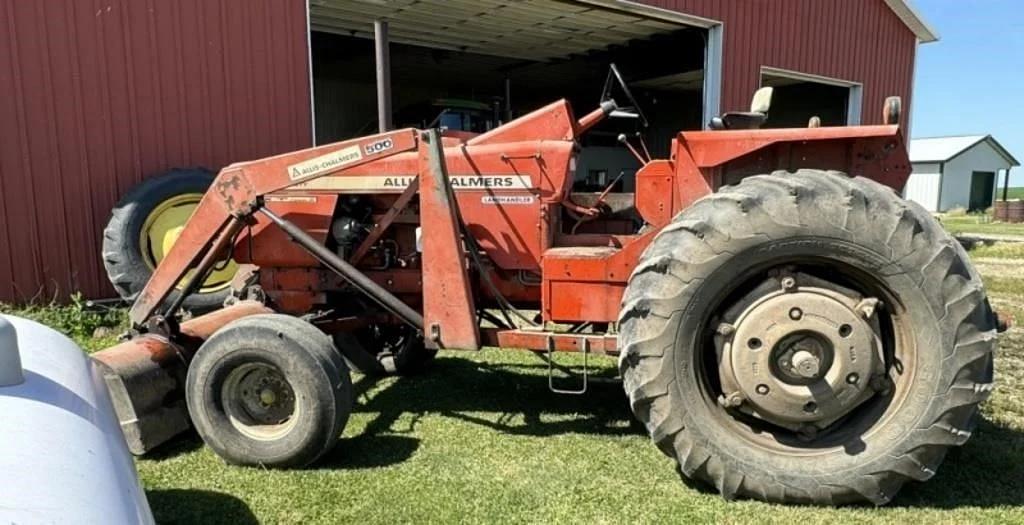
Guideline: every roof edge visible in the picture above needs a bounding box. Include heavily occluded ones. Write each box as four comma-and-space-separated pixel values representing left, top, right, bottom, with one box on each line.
883, 0, 939, 43
910, 135, 1020, 166
982, 135, 1021, 167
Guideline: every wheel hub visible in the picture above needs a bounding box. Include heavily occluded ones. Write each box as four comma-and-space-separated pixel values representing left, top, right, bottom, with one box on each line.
717, 275, 885, 431
222, 363, 298, 440
140, 192, 239, 293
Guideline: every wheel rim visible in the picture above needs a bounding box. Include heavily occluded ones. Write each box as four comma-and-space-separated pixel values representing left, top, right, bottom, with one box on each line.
704, 261, 916, 451
139, 193, 238, 293
221, 362, 300, 441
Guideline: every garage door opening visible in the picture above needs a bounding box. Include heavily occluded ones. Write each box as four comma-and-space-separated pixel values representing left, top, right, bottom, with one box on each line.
308, 1, 713, 192
969, 171, 995, 212
760, 67, 863, 128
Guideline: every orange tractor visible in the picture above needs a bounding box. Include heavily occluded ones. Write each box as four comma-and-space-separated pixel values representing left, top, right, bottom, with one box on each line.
95, 66, 1001, 505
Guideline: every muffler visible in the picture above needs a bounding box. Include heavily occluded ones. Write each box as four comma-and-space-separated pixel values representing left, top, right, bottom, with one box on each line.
92, 301, 272, 455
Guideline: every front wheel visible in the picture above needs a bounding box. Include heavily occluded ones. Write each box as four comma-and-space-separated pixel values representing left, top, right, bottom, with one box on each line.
186, 314, 352, 468
618, 170, 996, 505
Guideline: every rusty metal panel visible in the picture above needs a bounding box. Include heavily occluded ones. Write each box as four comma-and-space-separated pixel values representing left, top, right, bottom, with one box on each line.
640, 0, 917, 123
0, 0, 312, 303
418, 130, 479, 350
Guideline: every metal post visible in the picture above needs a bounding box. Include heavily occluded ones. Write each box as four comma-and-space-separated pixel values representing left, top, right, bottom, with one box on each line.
374, 20, 393, 132
1003, 168, 1010, 202
504, 77, 512, 122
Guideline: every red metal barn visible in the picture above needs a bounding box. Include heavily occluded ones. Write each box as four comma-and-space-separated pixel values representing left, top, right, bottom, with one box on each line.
0, 0, 934, 303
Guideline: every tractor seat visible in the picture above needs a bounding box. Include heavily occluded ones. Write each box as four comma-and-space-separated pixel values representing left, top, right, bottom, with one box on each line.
709, 112, 767, 130
708, 86, 774, 130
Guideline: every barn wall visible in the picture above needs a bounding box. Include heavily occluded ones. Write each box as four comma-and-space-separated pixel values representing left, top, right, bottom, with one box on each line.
0, 0, 312, 302
904, 162, 941, 212
0, 0, 921, 303
640, 0, 918, 124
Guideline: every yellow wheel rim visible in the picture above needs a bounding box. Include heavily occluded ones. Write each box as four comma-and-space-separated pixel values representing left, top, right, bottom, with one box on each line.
140, 193, 239, 294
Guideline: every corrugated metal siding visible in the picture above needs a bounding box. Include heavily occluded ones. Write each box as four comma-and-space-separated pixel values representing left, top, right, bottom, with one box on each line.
640, 0, 917, 124
0, 0, 917, 303
0, 0, 311, 302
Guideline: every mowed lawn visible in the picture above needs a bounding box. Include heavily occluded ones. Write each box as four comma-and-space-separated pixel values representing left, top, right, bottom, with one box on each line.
3, 245, 1023, 523
940, 215, 1024, 238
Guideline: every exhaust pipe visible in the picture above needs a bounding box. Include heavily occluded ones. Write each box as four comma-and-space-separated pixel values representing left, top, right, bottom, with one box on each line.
92, 301, 273, 455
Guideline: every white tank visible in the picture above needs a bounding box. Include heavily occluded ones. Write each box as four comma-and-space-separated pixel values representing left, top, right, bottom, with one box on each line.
0, 315, 154, 524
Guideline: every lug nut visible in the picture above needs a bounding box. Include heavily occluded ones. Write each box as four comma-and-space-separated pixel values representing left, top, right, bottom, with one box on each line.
718, 391, 744, 408
856, 297, 881, 319
755, 384, 770, 395
789, 307, 803, 320
846, 373, 859, 385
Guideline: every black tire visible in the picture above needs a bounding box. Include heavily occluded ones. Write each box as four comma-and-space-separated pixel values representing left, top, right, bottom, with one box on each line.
186, 314, 352, 468
101, 168, 230, 312
334, 325, 436, 376
618, 170, 996, 505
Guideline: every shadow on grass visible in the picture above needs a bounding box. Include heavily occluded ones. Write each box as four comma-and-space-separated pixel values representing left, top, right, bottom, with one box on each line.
146, 489, 257, 525
666, 416, 1024, 508
356, 355, 636, 436
329, 355, 1024, 509
317, 354, 638, 468
143, 429, 203, 460
318, 354, 638, 469
892, 417, 1024, 508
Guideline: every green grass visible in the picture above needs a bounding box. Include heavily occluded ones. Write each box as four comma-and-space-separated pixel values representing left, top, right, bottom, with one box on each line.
969, 242, 1024, 260
1, 293, 126, 352
3, 253, 1024, 523
997, 187, 1024, 200
939, 214, 1024, 237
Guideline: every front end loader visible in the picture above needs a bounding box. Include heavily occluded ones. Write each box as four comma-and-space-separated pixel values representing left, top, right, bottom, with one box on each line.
94, 66, 1001, 505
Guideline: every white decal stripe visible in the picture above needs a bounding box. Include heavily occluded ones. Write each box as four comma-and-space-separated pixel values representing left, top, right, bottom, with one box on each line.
287, 145, 363, 181
296, 174, 533, 191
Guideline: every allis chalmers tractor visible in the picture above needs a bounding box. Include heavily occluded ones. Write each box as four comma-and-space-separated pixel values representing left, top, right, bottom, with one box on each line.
94, 66, 1000, 506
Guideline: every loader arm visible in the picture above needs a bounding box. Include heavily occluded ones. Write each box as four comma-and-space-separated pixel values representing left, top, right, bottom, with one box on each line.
128, 129, 420, 326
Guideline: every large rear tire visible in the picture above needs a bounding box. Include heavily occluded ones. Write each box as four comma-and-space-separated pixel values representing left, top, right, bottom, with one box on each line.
618, 170, 996, 505
186, 314, 352, 468
102, 168, 238, 312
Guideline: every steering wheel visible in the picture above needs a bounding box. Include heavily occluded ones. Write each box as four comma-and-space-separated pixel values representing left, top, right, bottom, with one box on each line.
601, 63, 649, 128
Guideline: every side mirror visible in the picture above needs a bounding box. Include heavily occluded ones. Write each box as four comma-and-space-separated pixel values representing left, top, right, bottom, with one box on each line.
750, 86, 774, 115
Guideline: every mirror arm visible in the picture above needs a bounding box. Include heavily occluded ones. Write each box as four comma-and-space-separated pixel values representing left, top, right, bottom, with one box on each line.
575, 100, 617, 136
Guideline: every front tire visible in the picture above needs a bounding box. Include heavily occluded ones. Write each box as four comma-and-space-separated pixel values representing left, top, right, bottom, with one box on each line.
186, 314, 352, 468
618, 170, 996, 505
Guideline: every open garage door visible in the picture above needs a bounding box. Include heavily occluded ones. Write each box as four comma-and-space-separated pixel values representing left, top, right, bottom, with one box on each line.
307, 0, 718, 191
759, 67, 864, 128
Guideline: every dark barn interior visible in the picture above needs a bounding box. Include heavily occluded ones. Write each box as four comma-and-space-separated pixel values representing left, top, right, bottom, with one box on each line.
311, 27, 706, 191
